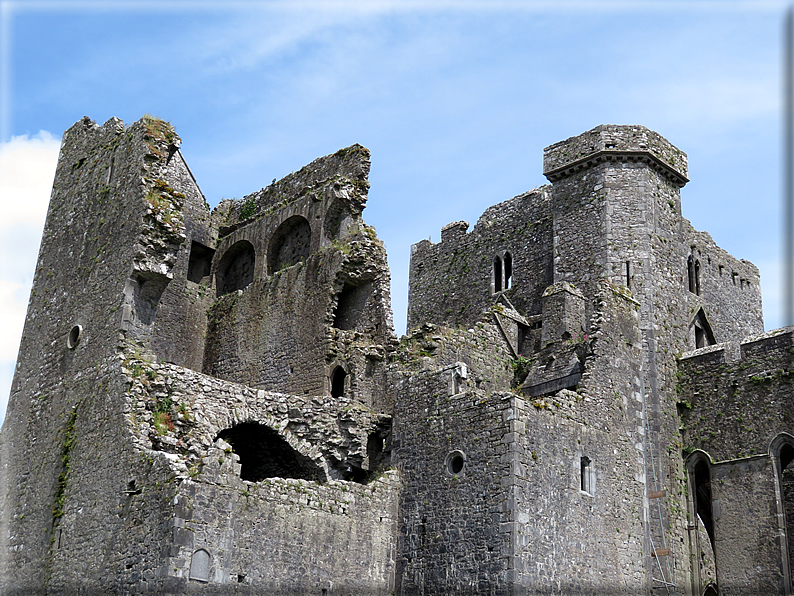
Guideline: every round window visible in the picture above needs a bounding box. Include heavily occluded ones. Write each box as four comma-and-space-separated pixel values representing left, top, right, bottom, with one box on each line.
445, 450, 466, 475
67, 325, 83, 349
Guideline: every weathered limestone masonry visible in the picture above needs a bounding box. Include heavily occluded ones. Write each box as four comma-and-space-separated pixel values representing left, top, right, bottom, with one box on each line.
678, 329, 794, 595
0, 118, 790, 595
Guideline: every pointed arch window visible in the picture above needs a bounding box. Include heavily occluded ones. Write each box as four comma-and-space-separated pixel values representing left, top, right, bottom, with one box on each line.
690, 308, 716, 349
688, 254, 701, 295
493, 251, 514, 293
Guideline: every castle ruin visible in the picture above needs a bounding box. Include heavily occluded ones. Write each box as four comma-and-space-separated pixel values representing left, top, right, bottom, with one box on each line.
0, 116, 792, 595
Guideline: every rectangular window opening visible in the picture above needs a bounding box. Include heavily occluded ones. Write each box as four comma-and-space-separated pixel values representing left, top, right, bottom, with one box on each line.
187, 241, 216, 283
581, 456, 592, 494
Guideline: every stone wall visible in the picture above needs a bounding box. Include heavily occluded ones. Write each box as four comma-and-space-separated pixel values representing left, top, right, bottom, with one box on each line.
203, 146, 396, 410
407, 188, 553, 331
0, 115, 188, 591
678, 328, 794, 595
1, 117, 785, 596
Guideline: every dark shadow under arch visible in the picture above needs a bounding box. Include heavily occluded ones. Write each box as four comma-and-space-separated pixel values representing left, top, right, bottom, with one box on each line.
772, 434, 794, 593
216, 240, 255, 297
217, 422, 325, 483
331, 366, 347, 398
268, 215, 311, 274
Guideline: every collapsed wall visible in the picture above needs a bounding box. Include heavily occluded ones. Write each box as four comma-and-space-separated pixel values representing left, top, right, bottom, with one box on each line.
0, 116, 400, 595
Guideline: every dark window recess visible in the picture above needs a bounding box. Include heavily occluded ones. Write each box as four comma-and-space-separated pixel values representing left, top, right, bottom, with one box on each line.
493, 255, 503, 292
333, 282, 373, 331
695, 325, 706, 349
187, 241, 215, 283
133, 272, 170, 325
580, 456, 592, 494
445, 450, 466, 475
694, 459, 716, 553
687, 254, 700, 295
494, 252, 514, 292
691, 309, 716, 348
695, 259, 701, 295
625, 261, 631, 289
216, 422, 325, 483
323, 198, 351, 241
367, 430, 389, 476
216, 240, 255, 297
267, 215, 311, 274
780, 444, 794, 578
331, 366, 347, 398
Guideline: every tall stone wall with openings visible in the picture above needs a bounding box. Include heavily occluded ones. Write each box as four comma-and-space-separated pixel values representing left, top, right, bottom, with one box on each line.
202, 145, 397, 411
0, 115, 191, 591
407, 188, 553, 331
391, 372, 515, 594
677, 329, 794, 595
541, 125, 765, 592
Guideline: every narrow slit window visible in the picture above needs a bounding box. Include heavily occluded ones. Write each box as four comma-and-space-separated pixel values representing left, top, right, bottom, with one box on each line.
580, 456, 593, 494
625, 261, 631, 289
695, 259, 701, 295
504, 252, 513, 289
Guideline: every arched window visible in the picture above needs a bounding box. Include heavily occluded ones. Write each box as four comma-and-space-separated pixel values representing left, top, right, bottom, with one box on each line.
690, 308, 716, 349
781, 443, 794, 580
687, 451, 717, 592
493, 251, 514, 293
688, 254, 701, 295
216, 240, 255, 297
331, 366, 347, 398
695, 259, 701, 295
504, 252, 513, 289
267, 215, 311, 274
189, 549, 211, 582
580, 456, 593, 494
693, 458, 715, 550
493, 255, 503, 292
771, 434, 794, 586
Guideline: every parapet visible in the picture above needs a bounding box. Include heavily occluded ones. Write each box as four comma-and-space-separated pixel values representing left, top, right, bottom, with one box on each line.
220, 144, 371, 236
543, 124, 689, 186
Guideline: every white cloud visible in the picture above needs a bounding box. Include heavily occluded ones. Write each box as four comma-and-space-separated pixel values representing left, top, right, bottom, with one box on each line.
0, 131, 59, 225
0, 131, 60, 426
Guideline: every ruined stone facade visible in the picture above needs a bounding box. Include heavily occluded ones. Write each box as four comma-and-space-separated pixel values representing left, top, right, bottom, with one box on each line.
0, 117, 791, 595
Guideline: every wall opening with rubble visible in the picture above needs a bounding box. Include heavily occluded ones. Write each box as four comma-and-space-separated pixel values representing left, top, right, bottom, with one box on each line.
217, 422, 325, 483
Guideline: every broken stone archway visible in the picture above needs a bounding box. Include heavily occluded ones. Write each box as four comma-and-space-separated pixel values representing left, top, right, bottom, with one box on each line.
216, 421, 325, 483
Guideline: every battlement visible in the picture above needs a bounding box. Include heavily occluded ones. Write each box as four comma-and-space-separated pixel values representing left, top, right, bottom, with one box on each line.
543, 124, 689, 185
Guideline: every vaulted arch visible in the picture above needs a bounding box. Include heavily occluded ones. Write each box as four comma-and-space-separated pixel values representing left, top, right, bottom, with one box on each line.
216, 240, 255, 297
267, 215, 311, 274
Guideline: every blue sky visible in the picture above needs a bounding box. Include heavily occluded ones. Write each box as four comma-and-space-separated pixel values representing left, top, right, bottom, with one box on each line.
0, 0, 786, 425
